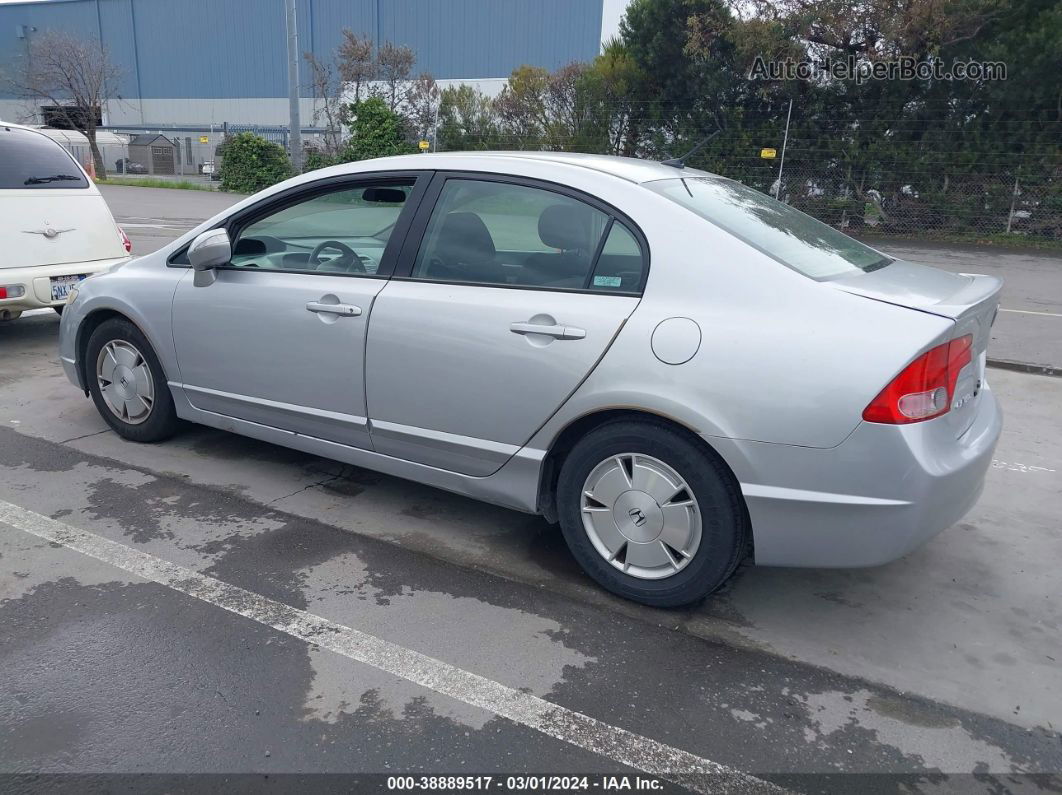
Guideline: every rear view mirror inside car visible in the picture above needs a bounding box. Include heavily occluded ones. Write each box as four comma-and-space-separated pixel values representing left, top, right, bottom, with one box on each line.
361, 187, 406, 204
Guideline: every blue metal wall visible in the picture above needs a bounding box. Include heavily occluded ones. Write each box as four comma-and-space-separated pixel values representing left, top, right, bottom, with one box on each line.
0, 0, 603, 99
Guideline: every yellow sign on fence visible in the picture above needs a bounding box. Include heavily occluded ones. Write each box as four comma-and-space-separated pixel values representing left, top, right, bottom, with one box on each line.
760, 147, 777, 159
199, 136, 209, 144
418, 140, 431, 151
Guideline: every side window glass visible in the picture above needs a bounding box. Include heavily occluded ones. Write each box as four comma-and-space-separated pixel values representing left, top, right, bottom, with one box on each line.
589, 221, 645, 292
229, 181, 413, 275
411, 180, 609, 289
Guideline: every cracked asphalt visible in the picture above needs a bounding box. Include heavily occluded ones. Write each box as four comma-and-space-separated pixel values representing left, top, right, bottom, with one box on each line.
0, 186, 1059, 792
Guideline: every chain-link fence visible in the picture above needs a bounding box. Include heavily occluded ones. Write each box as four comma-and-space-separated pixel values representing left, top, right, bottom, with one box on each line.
432, 102, 1061, 242
93, 125, 331, 183
729, 160, 1061, 240
39, 129, 129, 177
48, 116, 1059, 242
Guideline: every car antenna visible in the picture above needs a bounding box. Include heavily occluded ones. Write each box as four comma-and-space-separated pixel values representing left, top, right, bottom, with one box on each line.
661, 117, 723, 169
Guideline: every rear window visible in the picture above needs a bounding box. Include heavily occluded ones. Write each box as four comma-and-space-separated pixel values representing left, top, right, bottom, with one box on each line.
0, 126, 89, 189
646, 176, 891, 279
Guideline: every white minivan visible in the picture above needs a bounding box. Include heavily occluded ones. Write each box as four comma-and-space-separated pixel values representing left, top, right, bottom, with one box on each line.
0, 122, 131, 322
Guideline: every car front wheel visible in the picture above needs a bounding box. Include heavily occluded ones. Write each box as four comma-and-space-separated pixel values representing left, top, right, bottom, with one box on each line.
556, 419, 748, 607
86, 318, 179, 443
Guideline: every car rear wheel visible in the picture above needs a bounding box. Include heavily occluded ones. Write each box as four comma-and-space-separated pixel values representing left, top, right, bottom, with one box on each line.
86, 318, 179, 443
556, 419, 748, 607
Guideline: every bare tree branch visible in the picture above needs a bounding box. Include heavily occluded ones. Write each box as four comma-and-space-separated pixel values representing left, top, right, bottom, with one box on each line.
4, 29, 121, 176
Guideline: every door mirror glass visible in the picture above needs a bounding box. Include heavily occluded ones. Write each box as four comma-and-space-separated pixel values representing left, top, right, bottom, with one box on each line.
188, 228, 231, 271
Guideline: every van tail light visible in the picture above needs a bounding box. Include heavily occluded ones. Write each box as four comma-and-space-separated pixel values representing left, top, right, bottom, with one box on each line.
863, 335, 973, 424
118, 226, 132, 253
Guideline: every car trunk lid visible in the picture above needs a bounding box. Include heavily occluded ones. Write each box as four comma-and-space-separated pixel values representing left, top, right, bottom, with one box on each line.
828, 260, 1002, 437
2, 190, 126, 269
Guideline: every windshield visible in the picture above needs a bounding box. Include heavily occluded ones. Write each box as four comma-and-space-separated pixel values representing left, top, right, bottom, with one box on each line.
646, 176, 891, 279
0, 126, 89, 190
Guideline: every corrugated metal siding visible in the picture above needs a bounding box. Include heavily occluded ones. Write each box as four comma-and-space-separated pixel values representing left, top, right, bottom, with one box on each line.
97, 0, 140, 99
0, 0, 603, 100
377, 0, 602, 78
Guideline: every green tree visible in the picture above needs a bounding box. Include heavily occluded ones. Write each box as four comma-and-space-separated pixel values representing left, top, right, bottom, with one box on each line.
437, 84, 499, 151
582, 38, 645, 155
495, 66, 552, 148
619, 0, 743, 158
218, 132, 293, 193
342, 97, 416, 161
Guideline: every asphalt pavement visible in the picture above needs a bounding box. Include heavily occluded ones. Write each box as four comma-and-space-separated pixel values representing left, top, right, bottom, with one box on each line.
868, 239, 1062, 372
0, 368, 1059, 787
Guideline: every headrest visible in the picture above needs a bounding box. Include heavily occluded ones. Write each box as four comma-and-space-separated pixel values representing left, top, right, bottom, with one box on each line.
436, 212, 496, 263
538, 203, 595, 250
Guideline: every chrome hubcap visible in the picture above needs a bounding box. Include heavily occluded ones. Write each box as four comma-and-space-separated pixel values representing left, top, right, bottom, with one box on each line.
96, 340, 154, 425
580, 453, 701, 580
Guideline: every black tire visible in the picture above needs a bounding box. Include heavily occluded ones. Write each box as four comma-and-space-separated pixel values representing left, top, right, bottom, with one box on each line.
86, 318, 180, 443
53, 306, 64, 316
556, 419, 748, 607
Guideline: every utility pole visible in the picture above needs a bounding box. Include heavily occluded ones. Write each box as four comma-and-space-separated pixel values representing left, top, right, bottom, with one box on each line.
285, 0, 303, 172
775, 98, 793, 200
431, 100, 440, 152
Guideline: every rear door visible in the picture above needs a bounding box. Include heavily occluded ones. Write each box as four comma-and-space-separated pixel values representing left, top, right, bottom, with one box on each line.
171, 173, 427, 450
1, 126, 125, 270
364, 174, 648, 476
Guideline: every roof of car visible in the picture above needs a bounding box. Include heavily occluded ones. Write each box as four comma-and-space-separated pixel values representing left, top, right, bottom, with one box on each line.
1, 120, 43, 134
373, 151, 715, 184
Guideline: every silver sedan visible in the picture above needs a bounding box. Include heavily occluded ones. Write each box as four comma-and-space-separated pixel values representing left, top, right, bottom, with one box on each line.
59, 153, 1003, 606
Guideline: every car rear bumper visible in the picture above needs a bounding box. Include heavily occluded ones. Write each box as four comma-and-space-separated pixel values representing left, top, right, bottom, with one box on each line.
715, 382, 1002, 568
0, 259, 128, 314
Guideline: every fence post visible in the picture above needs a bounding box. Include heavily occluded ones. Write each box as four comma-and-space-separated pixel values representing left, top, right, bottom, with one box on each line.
1005, 172, 1020, 234
432, 101, 440, 152
774, 98, 793, 200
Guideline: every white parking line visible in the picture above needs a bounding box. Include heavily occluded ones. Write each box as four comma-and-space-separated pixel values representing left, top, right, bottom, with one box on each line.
0, 498, 780, 794
998, 308, 1062, 318
992, 459, 1056, 473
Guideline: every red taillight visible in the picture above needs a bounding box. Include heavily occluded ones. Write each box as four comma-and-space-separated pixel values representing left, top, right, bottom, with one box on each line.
118, 226, 132, 253
863, 335, 973, 424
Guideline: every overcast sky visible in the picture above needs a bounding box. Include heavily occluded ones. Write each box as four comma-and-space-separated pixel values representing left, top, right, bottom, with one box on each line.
600, 0, 630, 45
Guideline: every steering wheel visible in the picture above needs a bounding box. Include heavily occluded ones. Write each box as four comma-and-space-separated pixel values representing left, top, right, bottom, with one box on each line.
309, 240, 364, 273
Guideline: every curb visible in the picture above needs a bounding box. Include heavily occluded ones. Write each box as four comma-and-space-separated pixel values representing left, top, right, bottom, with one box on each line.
987, 358, 1060, 378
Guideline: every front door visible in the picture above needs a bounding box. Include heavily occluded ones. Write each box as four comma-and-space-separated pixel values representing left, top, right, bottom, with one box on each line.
172, 176, 422, 449
364, 175, 648, 475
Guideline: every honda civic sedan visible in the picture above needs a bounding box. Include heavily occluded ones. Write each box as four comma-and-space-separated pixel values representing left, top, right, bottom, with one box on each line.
58, 152, 1002, 606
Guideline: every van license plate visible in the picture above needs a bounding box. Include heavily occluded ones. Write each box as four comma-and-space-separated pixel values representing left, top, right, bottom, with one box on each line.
50, 274, 86, 302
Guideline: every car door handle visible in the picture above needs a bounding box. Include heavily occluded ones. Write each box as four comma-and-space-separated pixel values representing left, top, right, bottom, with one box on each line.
510, 321, 586, 340
306, 301, 362, 317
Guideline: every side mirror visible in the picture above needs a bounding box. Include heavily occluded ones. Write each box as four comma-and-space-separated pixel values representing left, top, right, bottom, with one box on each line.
187, 228, 231, 286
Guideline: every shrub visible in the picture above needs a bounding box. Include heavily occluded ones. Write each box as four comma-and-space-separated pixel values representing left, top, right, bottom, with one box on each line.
218, 132, 293, 193
342, 97, 416, 161
303, 151, 342, 172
